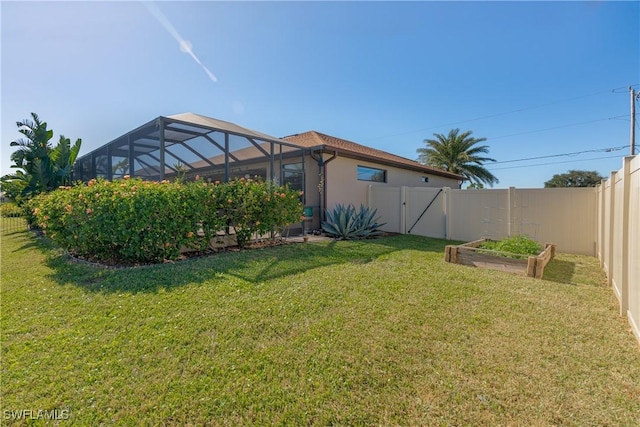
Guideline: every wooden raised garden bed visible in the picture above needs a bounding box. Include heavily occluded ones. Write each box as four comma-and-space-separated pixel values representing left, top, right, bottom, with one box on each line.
444, 238, 556, 279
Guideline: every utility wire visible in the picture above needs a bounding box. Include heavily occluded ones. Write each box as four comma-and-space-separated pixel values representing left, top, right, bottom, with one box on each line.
362, 85, 637, 142
489, 115, 629, 140
612, 84, 640, 93
492, 145, 629, 165
488, 154, 623, 171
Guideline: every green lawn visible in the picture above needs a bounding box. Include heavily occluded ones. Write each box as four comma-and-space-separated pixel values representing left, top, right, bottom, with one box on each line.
2, 226, 639, 426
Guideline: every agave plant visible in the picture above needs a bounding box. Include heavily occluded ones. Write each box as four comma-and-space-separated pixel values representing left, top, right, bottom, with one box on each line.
322, 204, 385, 240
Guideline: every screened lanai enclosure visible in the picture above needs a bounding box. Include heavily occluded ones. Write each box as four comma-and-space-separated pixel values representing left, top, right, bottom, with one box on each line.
72, 113, 306, 192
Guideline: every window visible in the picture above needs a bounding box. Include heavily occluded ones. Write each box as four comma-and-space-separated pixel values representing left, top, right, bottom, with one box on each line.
357, 165, 386, 182
282, 163, 304, 192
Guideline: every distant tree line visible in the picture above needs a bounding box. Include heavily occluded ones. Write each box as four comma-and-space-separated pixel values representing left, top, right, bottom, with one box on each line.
544, 170, 604, 188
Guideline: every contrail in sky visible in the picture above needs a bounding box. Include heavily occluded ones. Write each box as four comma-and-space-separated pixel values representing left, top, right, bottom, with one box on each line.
142, 1, 218, 83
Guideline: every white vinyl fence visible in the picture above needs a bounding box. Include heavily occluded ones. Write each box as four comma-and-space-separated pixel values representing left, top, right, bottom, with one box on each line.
597, 155, 639, 342
368, 186, 597, 255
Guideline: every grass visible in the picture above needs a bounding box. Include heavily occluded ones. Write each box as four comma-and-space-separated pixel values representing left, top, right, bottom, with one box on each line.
2, 227, 640, 426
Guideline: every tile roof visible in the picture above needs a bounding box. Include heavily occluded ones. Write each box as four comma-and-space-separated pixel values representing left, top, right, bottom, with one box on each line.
283, 131, 464, 180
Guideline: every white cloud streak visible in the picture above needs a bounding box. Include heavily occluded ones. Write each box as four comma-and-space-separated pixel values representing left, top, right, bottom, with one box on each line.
142, 1, 218, 83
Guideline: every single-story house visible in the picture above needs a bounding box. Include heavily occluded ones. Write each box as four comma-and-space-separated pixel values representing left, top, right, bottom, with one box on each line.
73, 113, 464, 232
281, 131, 463, 229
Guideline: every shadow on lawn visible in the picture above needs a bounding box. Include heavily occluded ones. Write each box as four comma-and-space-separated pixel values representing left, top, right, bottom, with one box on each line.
40, 234, 452, 294
10, 233, 44, 253
542, 258, 577, 284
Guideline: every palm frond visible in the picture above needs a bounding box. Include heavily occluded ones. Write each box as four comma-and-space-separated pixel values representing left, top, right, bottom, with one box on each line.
417, 128, 498, 187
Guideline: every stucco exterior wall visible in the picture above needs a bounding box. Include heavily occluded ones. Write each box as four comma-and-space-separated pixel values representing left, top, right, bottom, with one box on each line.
325, 156, 460, 211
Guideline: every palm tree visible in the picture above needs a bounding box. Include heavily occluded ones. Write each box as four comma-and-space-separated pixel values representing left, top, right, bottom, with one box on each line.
417, 128, 498, 187
50, 134, 82, 186
1, 113, 81, 203
9, 113, 53, 177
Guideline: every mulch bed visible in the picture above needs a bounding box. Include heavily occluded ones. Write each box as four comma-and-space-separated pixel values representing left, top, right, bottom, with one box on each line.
30, 228, 396, 269
64, 238, 299, 269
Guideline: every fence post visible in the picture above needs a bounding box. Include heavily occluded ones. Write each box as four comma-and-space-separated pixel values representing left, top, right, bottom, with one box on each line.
508, 187, 516, 237
598, 180, 606, 268
620, 156, 632, 316
607, 171, 616, 288
444, 187, 450, 240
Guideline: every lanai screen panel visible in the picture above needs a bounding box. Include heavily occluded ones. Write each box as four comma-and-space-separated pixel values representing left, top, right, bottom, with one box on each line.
227, 133, 270, 180
75, 157, 92, 181
130, 122, 162, 180
162, 122, 225, 180
110, 136, 130, 179
185, 130, 227, 181
94, 147, 109, 178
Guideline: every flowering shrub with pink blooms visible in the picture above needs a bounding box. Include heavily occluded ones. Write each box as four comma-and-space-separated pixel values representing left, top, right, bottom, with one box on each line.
28, 177, 303, 263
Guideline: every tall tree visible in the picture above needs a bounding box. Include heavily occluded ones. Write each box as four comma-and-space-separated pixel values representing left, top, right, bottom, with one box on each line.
544, 170, 604, 188
1, 113, 81, 203
417, 128, 498, 187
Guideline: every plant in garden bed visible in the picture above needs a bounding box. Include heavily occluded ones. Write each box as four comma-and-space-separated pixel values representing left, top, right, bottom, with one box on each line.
478, 235, 542, 258
322, 204, 385, 240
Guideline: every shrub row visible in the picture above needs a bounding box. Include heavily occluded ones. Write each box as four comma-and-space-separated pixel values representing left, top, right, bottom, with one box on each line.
28, 177, 303, 263
0, 202, 23, 218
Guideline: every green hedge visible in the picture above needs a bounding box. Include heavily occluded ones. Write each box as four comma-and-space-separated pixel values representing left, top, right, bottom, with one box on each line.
0, 202, 23, 218
28, 177, 303, 263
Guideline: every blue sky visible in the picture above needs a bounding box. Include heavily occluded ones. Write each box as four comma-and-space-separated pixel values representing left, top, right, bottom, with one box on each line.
2, 1, 638, 188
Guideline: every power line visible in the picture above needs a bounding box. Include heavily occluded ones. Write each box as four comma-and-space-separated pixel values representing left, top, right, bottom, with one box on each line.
489, 115, 629, 140
488, 154, 622, 171
612, 84, 640, 93
362, 85, 637, 142
492, 145, 629, 165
